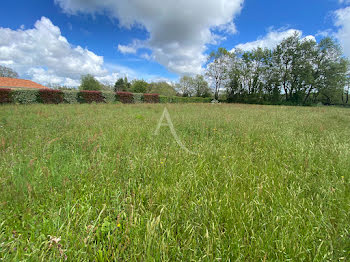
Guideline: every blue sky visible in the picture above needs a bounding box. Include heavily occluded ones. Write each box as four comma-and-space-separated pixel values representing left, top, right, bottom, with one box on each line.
0, 0, 349, 86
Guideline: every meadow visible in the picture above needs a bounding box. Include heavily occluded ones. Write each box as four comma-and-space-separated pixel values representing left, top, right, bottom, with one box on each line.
0, 103, 349, 261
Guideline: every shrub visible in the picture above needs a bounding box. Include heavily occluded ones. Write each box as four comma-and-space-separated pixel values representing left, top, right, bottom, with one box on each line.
78, 91, 104, 103
11, 89, 39, 104
102, 91, 116, 103
117, 92, 133, 103
0, 88, 12, 103
144, 93, 159, 103
63, 90, 79, 104
133, 93, 144, 103
38, 89, 64, 104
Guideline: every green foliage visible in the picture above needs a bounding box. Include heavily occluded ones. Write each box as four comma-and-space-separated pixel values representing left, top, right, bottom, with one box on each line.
225, 35, 349, 105
11, 89, 39, 104
148, 81, 177, 96
132, 93, 144, 103
101, 91, 116, 103
62, 90, 79, 104
131, 80, 149, 93
79, 74, 102, 91
0, 104, 349, 260
114, 77, 131, 92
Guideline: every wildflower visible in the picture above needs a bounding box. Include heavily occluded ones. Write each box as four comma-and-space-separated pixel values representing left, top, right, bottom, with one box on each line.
117, 223, 121, 228
160, 161, 164, 164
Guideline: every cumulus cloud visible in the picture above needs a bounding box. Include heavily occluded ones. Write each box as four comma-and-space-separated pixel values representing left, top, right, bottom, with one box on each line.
0, 17, 112, 86
0, 17, 152, 86
334, 6, 350, 57
233, 28, 316, 52
54, 0, 244, 75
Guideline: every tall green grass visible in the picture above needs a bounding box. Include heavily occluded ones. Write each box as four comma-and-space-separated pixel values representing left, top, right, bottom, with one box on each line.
0, 103, 349, 261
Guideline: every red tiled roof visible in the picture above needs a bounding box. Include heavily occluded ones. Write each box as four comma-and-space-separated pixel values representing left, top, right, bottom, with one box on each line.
0, 77, 49, 89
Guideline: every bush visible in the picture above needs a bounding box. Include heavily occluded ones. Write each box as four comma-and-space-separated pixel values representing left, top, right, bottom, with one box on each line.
78, 91, 104, 103
0, 88, 12, 103
117, 92, 133, 103
144, 93, 159, 103
11, 89, 39, 104
38, 89, 64, 104
133, 93, 144, 103
63, 90, 79, 104
102, 91, 116, 103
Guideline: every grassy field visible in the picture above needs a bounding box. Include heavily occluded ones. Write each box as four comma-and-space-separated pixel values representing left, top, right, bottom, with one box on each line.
0, 103, 349, 261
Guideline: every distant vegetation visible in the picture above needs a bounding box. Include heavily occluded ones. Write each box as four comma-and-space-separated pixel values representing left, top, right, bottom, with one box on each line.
207, 34, 350, 105
1, 34, 349, 106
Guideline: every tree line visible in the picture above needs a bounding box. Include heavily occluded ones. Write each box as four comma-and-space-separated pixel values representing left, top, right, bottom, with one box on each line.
2, 33, 349, 105
206, 33, 350, 105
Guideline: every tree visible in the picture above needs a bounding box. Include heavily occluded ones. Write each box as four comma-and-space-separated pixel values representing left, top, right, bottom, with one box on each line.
114, 77, 131, 92
177, 76, 195, 97
79, 74, 102, 91
193, 75, 211, 97
131, 80, 149, 93
0, 66, 19, 78
205, 48, 231, 100
148, 81, 177, 96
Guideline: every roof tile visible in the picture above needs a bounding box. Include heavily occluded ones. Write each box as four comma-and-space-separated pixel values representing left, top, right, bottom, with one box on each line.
0, 77, 49, 89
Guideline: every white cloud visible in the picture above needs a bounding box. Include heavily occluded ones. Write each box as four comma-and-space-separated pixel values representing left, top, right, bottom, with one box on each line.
339, 0, 350, 4
233, 28, 316, 52
0, 17, 141, 86
118, 45, 137, 54
54, 0, 244, 75
334, 6, 350, 57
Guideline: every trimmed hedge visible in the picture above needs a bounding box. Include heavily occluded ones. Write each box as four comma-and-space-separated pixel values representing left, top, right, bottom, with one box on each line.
102, 91, 116, 103
0, 88, 12, 103
117, 92, 134, 104
11, 89, 39, 104
78, 90, 105, 103
144, 93, 160, 103
38, 89, 64, 104
63, 91, 79, 104
133, 93, 143, 103
0, 89, 212, 104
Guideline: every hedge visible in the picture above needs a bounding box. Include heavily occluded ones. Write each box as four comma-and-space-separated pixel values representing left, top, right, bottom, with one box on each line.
133, 93, 143, 103
144, 93, 160, 103
102, 91, 116, 103
117, 92, 134, 103
0, 88, 212, 104
38, 89, 64, 104
0, 88, 11, 103
63, 91, 79, 104
11, 89, 39, 104
78, 90, 105, 103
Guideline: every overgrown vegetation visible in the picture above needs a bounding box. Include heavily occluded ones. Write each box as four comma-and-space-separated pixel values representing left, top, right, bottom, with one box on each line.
0, 103, 349, 260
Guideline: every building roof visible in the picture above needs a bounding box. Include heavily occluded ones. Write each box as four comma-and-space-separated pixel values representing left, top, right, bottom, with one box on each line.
0, 77, 48, 89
